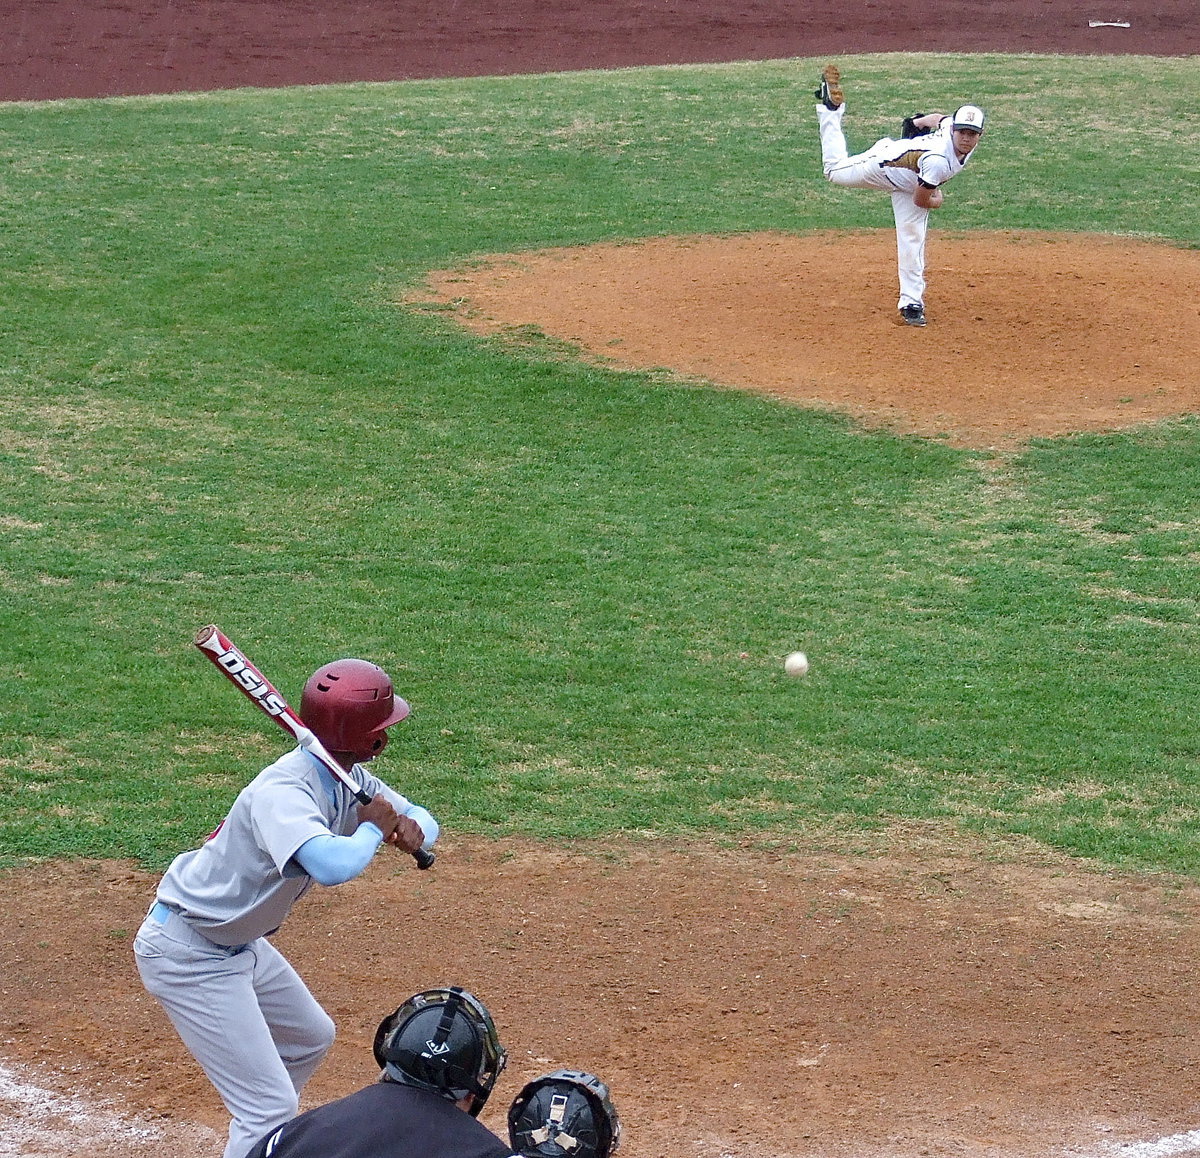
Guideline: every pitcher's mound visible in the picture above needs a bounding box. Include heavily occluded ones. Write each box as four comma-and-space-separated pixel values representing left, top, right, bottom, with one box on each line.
417, 231, 1200, 449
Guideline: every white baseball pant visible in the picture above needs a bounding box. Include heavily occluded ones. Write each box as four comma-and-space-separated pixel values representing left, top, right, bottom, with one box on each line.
134, 907, 335, 1158
817, 105, 929, 310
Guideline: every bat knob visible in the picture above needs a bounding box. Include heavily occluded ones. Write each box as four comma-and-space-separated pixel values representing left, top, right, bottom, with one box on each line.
413, 848, 436, 870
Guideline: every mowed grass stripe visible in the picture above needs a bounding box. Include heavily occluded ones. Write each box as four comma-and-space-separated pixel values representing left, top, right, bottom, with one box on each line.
0, 54, 1198, 871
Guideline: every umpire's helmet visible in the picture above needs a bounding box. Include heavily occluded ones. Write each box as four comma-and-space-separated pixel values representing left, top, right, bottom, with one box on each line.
508, 1070, 621, 1158
373, 988, 506, 1115
300, 658, 409, 761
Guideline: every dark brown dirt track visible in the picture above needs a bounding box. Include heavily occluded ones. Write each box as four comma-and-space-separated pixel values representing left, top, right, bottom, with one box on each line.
4, 8, 1200, 1158
2, 0, 1195, 102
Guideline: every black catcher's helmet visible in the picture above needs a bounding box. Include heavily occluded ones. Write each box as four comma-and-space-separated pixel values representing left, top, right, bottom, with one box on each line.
508, 1070, 621, 1158
372, 988, 506, 1115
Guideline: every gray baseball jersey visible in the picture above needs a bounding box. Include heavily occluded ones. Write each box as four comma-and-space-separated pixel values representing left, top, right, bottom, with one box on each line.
155, 747, 433, 946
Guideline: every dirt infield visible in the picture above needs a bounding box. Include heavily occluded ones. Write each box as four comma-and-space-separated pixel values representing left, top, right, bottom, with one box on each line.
6, 843, 1200, 1158
5, 6, 1200, 1158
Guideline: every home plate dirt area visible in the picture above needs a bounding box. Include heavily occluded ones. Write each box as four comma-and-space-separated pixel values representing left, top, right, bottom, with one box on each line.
6, 841, 1200, 1158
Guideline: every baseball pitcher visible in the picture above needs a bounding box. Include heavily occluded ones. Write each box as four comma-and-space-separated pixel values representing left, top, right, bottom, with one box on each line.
814, 63, 985, 327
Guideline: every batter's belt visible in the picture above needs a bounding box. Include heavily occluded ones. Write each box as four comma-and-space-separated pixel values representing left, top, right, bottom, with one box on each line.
148, 900, 251, 955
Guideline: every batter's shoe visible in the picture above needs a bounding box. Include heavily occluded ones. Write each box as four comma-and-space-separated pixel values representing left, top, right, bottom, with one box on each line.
815, 64, 844, 111
899, 303, 927, 327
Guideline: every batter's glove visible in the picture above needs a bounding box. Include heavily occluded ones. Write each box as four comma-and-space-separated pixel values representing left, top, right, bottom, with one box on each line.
901, 114, 926, 138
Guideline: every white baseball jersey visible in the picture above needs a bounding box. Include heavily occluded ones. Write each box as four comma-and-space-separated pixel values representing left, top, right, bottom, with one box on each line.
817, 105, 975, 310
832, 119, 970, 193
156, 747, 433, 946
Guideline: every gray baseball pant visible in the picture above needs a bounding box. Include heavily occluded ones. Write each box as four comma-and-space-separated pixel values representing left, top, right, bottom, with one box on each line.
134, 907, 335, 1158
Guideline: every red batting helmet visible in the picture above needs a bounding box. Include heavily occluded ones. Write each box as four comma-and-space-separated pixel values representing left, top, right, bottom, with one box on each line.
300, 658, 409, 761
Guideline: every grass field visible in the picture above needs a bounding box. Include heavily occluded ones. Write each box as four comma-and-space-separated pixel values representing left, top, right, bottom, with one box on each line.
1, 53, 1199, 872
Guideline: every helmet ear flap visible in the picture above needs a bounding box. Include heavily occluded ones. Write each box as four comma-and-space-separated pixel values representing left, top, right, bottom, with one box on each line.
373, 1007, 403, 1070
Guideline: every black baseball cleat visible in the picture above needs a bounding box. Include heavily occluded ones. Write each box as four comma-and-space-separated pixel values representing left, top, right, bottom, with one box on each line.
815, 64, 844, 111
899, 303, 927, 327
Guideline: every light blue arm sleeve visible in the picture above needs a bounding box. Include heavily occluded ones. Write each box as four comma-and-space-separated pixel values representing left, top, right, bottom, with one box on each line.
294, 823, 384, 886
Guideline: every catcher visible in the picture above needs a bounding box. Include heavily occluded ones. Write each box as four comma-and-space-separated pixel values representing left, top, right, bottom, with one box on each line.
813, 62, 985, 327
245, 987, 621, 1158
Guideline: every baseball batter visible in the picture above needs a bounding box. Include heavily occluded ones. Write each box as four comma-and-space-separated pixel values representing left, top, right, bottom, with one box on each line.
814, 63, 985, 326
133, 658, 438, 1158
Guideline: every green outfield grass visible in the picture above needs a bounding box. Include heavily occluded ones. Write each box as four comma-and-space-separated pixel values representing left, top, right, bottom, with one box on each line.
1, 53, 1198, 871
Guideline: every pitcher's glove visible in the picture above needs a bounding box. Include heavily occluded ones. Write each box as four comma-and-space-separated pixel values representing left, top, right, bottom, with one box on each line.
901, 114, 926, 138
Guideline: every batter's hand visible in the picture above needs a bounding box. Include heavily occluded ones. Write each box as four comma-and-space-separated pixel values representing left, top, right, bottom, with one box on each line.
357, 794, 401, 838
383, 815, 426, 855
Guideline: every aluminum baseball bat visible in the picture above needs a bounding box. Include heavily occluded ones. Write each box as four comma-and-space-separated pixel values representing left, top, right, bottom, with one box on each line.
193, 624, 434, 869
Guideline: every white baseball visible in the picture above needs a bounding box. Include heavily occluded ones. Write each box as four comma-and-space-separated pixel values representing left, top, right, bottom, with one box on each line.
784, 651, 810, 678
